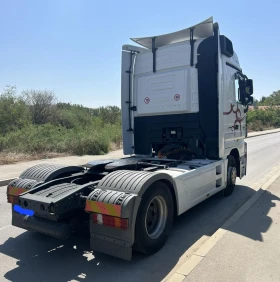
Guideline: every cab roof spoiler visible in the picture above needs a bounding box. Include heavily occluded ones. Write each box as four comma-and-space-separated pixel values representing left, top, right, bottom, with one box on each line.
130, 17, 214, 49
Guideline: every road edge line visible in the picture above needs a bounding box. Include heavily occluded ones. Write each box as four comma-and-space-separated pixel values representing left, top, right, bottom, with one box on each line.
0, 178, 15, 186
166, 165, 280, 282
246, 129, 280, 138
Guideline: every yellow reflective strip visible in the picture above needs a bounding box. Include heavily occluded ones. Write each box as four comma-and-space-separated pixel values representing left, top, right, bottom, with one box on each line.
102, 203, 121, 217
85, 200, 102, 213
85, 200, 121, 217
8, 187, 16, 195
8, 186, 27, 196
105, 203, 118, 216
95, 202, 110, 214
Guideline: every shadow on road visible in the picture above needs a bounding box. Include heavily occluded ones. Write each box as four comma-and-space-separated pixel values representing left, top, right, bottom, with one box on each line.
0, 184, 278, 282
226, 188, 280, 242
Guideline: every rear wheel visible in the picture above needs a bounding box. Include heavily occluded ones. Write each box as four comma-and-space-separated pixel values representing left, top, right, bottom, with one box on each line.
134, 181, 174, 255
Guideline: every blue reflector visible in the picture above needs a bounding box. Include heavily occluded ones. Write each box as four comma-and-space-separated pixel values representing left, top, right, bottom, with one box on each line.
14, 205, 34, 216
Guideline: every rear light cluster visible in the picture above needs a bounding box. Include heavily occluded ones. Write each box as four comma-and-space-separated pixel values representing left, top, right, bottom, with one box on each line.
7, 186, 27, 204
7, 195, 19, 205
92, 213, 128, 230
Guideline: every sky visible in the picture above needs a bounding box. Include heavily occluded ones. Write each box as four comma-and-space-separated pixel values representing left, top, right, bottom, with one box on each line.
0, 0, 279, 107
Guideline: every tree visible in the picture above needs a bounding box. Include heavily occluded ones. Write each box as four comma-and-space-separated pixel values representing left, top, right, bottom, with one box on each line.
90, 106, 121, 124
259, 90, 280, 106
252, 98, 259, 107
269, 90, 280, 105
22, 89, 57, 125
260, 96, 267, 104
0, 85, 31, 135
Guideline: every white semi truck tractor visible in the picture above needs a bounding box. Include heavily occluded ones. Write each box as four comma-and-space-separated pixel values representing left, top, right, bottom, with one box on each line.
7, 17, 253, 260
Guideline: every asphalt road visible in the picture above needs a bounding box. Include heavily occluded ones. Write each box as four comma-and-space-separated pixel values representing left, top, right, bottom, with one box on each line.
1, 132, 280, 282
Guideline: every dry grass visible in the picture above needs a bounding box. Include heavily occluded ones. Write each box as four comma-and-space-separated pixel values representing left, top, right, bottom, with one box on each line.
109, 140, 123, 151
247, 127, 274, 133
0, 141, 122, 165
0, 152, 69, 165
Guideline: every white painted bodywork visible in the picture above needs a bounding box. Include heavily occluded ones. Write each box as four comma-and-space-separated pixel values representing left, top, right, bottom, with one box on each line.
134, 40, 201, 116
153, 158, 227, 215
121, 17, 215, 154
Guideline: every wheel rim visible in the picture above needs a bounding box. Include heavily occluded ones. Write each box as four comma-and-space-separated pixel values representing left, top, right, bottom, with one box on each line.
145, 196, 168, 239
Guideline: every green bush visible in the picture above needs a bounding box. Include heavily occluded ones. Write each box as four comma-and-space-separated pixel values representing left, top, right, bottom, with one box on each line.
247, 107, 280, 131
0, 86, 122, 156
0, 86, 32, 134
90, 106, 121, 125
258, 90, 280, 106
0, 123, 121, 155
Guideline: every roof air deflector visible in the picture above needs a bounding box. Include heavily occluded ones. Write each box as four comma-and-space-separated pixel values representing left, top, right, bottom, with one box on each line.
131, 17, 214, 49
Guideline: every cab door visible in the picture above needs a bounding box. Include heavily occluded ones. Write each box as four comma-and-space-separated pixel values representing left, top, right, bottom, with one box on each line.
222, 58, 246, 145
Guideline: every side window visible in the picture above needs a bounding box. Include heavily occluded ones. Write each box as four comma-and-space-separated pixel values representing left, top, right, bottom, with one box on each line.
234, 79, 239, 102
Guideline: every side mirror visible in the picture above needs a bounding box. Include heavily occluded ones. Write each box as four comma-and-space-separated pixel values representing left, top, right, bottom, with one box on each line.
244, 96, 253, 113
245, 79, 253, 95
246, 96, 253, 105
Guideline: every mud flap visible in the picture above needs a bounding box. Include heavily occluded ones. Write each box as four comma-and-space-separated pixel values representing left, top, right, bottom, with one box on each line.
86, 188, 141, 260
90, 236, 133, 261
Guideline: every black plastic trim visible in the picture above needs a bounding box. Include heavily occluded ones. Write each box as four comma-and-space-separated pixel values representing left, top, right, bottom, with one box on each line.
152, 37, 157, 73
226, 62, 242, 72
190, 28, 195, 67
126, 51, 136, 132
196, 36, 219, 159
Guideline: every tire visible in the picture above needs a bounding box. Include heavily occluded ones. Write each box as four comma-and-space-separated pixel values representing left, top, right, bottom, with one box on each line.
224, 155, 237, 197
133, 181, 174, 255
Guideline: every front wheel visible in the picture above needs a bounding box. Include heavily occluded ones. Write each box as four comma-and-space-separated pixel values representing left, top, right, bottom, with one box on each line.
224, 155, 237, 197
133, 181, 174, 255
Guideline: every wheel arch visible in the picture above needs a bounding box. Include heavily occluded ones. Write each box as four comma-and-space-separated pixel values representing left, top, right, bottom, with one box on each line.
160, 179, 178, 218
139, 174, 179, 219
19, 164, 84, 182
95, 170, 180, 229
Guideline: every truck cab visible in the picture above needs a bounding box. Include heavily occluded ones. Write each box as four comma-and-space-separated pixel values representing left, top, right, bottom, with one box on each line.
121, 17, 253, 178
